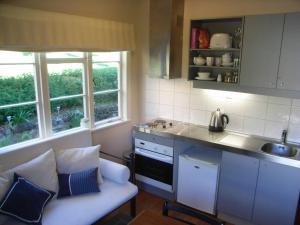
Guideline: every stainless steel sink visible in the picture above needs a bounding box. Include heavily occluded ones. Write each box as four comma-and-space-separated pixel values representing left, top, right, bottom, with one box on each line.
261, 143, 298, 157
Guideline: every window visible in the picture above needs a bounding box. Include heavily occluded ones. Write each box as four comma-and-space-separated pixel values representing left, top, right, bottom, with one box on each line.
92, 52, 121, 123
0, 51, 39, 147
0, 51, 126, 149
46, 54, 85, 133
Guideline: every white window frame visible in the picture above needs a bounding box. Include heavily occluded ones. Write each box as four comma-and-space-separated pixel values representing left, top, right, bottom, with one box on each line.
91, 52, 123, 126
0, 51, 127, 150
0, 55, 41, 143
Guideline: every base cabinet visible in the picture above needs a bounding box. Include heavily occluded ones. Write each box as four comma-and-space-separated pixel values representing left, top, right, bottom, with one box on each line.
252, 161, 300, 225
218, 152, 300, 225
218, 152, 259, 221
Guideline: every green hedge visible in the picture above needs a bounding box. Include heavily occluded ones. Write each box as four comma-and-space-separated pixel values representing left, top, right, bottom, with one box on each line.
0, 67, 118, 124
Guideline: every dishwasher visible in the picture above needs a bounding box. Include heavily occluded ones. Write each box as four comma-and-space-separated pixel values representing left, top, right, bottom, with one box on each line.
177, 148, 221, 215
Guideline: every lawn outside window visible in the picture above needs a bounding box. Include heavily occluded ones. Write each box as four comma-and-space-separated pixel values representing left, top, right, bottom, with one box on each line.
0, 51, 127, 149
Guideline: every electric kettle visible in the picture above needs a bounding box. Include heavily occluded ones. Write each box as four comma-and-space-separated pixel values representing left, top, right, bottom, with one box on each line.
209, 108, 229, 132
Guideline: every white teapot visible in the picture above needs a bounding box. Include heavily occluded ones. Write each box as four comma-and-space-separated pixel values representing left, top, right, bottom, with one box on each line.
193, 55, 206, 65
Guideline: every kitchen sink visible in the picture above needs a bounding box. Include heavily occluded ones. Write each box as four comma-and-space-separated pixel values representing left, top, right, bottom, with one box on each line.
261, 143, 298, 157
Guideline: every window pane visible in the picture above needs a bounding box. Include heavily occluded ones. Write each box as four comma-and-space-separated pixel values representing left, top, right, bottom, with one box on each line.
94, 92, 119, 122
0, 51, 34, 63
0, 65, 36, 105
0, 105, 39, 147
92, 63, 119, 92
46, 52, 83, 58
51, 97, 84, 133
92, 52, 120, 62
48, 63, 83, 98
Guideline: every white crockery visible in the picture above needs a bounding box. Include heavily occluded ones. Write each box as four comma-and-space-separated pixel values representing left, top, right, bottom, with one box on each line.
197, 72, 210, 79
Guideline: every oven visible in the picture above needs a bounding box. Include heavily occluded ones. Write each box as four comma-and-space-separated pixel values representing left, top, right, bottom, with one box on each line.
134, 138, 173, 192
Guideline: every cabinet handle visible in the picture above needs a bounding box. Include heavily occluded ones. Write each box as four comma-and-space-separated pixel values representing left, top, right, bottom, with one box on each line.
194, 165, 200, 169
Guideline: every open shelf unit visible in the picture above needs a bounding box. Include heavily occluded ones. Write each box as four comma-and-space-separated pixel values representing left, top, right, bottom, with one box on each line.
188, 17, 243, 84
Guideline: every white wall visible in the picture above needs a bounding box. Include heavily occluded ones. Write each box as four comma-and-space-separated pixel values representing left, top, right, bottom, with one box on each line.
142, 77, 300, 143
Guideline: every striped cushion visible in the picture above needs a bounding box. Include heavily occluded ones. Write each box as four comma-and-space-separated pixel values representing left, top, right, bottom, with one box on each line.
57, 168, 100, 198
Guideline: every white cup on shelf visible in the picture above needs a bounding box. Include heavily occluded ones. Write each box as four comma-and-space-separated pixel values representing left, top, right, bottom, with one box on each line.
206, 57, 214, 66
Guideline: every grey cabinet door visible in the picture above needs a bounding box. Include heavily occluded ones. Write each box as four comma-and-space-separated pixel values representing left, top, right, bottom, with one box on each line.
240, 14, 284, 88
278, 13, 300, 91
253, 161, 300, 225
218, 152, 259, 220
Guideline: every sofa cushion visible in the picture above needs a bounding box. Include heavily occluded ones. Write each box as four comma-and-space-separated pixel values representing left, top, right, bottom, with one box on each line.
55, 145, 103, 184
58, 168, 100, 198
0, 174, 54, 225
0, 150, 58, 201
42, 178, 137, 225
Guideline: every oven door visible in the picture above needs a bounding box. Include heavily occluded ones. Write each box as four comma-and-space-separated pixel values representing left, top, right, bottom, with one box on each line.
135, 147, 173, 191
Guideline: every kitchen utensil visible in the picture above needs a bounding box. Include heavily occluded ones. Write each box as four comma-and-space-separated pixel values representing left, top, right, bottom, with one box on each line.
193, 55, 206, 65
206, 57, 214, 66
215, 57, 222, 66
209, 108, 229, 132
199, 29, 210, 48
210, 33, 232, 49
197, 72, 210, 79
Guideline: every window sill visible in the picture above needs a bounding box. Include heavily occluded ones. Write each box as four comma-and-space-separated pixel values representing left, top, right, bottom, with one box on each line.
92, 119, 131, 132
0, 127, 89, 155
0, 120, 131, 155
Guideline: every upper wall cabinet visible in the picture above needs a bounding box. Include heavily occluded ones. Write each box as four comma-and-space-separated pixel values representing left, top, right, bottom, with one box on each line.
277, 12, 300, 91
240, 14, 284, 88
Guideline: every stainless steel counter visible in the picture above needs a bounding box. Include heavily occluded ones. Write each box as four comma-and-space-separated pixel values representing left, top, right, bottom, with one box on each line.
133, 122, 300, 168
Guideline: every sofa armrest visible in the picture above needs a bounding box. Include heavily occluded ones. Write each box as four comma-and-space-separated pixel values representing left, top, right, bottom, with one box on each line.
99, 158, 130, 184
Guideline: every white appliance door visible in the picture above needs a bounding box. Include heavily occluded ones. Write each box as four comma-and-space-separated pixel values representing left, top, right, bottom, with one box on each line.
177, 155, 219, 215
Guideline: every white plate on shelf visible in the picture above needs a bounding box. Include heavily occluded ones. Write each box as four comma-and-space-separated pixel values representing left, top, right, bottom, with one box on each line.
195, 77, 216, 81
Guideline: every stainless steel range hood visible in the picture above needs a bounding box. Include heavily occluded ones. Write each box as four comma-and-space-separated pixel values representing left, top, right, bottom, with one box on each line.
149, 0, 184, 79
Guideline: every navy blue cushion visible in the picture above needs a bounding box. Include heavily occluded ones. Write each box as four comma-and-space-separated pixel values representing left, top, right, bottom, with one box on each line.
0, 173, 55, 225
58, 167, 100, 198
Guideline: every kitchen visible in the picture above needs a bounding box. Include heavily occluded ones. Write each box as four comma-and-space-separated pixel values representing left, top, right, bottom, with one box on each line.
135, 0, 300, 225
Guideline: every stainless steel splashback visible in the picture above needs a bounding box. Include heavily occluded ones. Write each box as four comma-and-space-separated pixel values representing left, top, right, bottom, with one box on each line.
149, 0, 184, 79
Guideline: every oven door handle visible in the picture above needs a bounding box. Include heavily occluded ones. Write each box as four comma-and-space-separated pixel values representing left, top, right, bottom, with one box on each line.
135, 148, 173, 164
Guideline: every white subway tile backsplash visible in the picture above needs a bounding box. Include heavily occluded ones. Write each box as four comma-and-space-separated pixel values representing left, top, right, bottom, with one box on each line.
226, 114, 243, 132
290, 107, 300, 125
174, 92, 190, 108
190, 109, 206, 125
159, 104, 173, 120
174, 107, 190, 123
174, 79, 191, 93
144, 76, 160, 91
160, 79, 174, 91
243, 101, 267, 119
266, 104, 291, 122
143, 79, 300, 142
144, 103, 159, 119
243, 117, 265, 136
287, 124, 300, 142
160, 91, 174, 105
264, 121, 288, 139
225, 99, 245, 115
145, 90, 159, 104
268, 96, 292, 105
292, 99, 300, 107
190, 93, 207, 110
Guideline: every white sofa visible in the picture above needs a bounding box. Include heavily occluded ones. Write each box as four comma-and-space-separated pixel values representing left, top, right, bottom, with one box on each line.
0, 158, 138, 225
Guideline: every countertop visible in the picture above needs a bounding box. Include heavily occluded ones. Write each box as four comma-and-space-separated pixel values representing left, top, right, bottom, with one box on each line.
133, 122, 300, 168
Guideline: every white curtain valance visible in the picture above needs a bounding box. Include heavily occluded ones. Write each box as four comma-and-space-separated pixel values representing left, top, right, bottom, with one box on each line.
0, 4, 135, 52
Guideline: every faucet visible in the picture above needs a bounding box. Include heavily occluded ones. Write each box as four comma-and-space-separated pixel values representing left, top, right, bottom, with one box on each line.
281, 129, 288, 144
